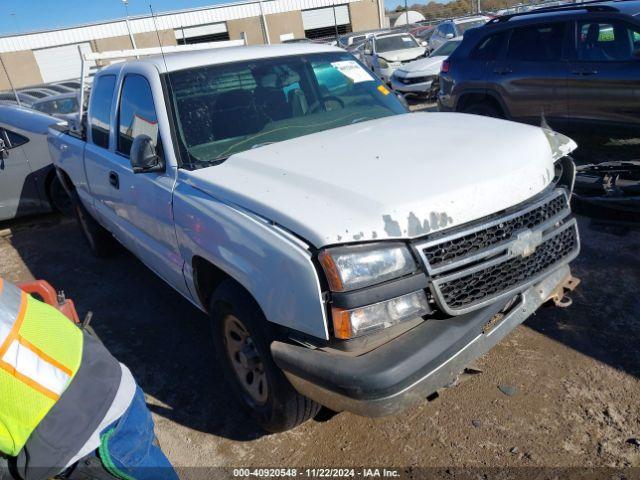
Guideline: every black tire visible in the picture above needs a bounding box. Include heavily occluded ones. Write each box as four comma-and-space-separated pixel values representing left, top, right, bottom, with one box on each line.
463, 102, 504, 119
47, 175, 73, 216
70, 189, 116, 258
210, 280, 321, 432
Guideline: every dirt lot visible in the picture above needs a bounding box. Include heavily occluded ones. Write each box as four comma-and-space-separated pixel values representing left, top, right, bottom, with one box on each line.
1, 104, 639, 477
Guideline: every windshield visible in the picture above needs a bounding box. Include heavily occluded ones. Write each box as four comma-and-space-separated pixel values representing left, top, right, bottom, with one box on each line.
168, 52, 407, 167
376, 35, 419, 53
457, 19, 487, 34
431, 39, 461, 57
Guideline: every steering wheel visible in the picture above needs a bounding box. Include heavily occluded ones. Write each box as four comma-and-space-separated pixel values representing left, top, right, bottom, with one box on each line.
308, 95, 345, 114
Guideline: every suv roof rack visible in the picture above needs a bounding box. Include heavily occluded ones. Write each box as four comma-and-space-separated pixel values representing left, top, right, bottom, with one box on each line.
488, 1, 620, 23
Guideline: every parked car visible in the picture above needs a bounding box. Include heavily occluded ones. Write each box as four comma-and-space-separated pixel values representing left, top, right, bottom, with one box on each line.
391, 38, 462, 97
18, 88, 59, 99
438, 1, 640, 139
410, 25, 436, 50
38, 83, 76, 94
51, 43, 580, 432
0, 104, 70, 221
429, 15, 491, 50
32, 91, 80, 116
0, 91, 40, 107
362, 32, 428, 82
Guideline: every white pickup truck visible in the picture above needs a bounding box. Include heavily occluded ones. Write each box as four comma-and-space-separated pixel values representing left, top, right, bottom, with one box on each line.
50, 43, 581, 432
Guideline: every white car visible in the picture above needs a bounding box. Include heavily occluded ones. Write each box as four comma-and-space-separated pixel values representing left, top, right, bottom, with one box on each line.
429, 15, 490, 50
391, 38, 462, 97
362, 32, 428, 83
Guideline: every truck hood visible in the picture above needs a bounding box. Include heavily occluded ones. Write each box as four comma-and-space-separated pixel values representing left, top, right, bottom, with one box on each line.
184, 112, 561, 248
395, 55, 447, 76
378, 47, 426, 63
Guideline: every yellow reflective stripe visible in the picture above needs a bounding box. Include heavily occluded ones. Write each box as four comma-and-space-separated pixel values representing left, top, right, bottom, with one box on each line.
2, 340, 69, 398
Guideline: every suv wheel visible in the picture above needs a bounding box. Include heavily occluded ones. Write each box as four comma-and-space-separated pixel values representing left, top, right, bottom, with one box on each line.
210, 280, 321, 432
463, 102, 504, 119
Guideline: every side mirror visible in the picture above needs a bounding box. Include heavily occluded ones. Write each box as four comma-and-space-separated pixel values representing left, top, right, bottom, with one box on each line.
364, 47, 372, 55
445, 33, 455, 39
130, 135, 164, 174
421, 41, 428, 47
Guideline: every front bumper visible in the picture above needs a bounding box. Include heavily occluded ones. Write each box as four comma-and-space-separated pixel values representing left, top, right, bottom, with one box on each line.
390, 76, 434, 94
272, 265, 573, 417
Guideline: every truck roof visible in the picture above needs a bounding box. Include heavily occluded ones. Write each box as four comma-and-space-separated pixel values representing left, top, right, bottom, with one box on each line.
98, 43, 344, 75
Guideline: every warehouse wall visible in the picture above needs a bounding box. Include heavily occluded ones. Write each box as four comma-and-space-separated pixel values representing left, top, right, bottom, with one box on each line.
0, 51, 43, 90
265, 11, 305, 43
227, 16, 266, 45
134, 29, 178, 48
92, 35, 132, 53
349, 0, 381, 32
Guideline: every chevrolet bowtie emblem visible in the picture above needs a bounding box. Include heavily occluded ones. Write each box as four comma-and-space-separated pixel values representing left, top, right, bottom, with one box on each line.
509, 229, 543, 258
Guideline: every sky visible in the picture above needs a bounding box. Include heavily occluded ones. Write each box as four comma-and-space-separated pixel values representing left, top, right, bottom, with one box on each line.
0, 0, 433, 36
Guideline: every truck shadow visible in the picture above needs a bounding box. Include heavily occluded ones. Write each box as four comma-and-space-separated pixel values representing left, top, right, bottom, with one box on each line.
0, 214, 266, 442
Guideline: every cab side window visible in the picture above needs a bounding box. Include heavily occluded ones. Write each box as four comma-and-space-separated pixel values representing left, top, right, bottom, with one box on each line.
117, 74, 159, 156
89, 75, 116, 149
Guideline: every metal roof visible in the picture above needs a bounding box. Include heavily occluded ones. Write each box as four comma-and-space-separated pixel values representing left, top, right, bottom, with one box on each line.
0, 0, 360, 53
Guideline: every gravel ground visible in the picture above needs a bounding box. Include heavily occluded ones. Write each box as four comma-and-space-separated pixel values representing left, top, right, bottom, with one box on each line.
0, 106, 638, 478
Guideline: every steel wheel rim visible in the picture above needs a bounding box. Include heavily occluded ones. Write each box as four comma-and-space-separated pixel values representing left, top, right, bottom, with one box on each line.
223, 314, 268, 406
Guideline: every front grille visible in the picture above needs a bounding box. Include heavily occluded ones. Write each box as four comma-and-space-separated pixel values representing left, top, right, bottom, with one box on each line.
414, 189, 579, 315
423, 192, 567, 269
435, 223, 578, 312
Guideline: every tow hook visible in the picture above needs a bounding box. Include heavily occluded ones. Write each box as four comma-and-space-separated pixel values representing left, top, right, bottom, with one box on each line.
546, 272, 581, 308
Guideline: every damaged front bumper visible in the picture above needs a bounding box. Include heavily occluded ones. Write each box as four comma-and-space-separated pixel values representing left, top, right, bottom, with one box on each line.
271, 265, 577, 417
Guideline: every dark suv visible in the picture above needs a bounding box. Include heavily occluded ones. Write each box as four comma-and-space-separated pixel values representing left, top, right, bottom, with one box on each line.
438, 1, 640, 139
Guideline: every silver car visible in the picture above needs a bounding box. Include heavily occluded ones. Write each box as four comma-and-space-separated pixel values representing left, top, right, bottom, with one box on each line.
0, 104, 70, 221
429, 15, 490, 51
361, 32, 428, 83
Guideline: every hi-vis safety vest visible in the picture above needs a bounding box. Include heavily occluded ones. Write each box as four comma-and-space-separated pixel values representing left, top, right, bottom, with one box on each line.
0, 278, 83, 456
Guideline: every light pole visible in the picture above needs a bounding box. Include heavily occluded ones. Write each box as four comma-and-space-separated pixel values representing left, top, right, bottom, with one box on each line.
404, 0, 409, 26
122, 0, 138, 50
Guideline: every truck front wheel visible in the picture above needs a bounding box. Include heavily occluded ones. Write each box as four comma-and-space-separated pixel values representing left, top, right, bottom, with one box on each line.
210, 280, 321, 432
70, 190, 116, 257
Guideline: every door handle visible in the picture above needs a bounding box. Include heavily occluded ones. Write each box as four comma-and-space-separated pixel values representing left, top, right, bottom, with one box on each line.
109, 171, 119, 189
572, 69, 598, 76
493, 67, 512, 75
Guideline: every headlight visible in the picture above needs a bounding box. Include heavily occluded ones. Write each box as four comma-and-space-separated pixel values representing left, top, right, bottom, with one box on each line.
319, 243, 417, 292
332, 290, 430, 339
378, 58, 389, 69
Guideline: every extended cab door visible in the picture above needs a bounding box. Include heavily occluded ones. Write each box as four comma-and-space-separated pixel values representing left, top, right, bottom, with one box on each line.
568, 18, 640, 137
489, 21, 570, 131
111, 70, 188, 296
0, 128, 40, 220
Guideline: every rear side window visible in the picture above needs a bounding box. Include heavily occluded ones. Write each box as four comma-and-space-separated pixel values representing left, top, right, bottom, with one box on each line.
470, 31, 508, 60
89, 75, 116, 149
118, 74, 159, 156
577, 21, 640, 61
507, 23, 566, 61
